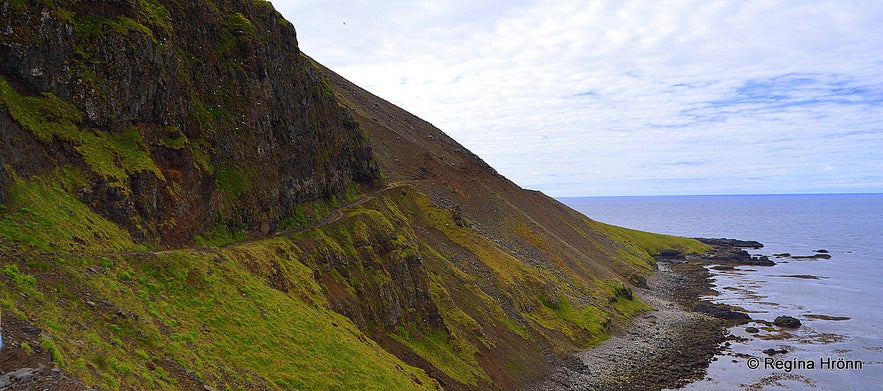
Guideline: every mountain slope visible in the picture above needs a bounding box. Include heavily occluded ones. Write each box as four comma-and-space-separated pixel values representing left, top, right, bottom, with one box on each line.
0, 0, 378, 247
313, 60, 709, 388
1, 1, 707, 390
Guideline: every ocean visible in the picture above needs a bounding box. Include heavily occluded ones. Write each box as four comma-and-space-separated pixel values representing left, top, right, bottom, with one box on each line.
559, 194, 883, 390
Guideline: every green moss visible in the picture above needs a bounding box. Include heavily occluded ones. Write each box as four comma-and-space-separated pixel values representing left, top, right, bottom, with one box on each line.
74, 14, 107, 37
137, 0, 172, 34
41, 336, 65, 365
277, 197, 336, 233
84, 125, 164, 180
0, 77, 82, 143
69, 0, 170, 40
1, 263, 44, 302
2, 264, 37, 288
0, 168, 137, 253
214, 166, 253, 199
193, 221, 246, 247
159, 126, 188, 149
0, 77, 163, 181
220, 12, 257, 55
189, 95, 215, 129
109, 16, 153, 37
319, 77, 335, 98
188, 138, 214, 174
226, 12, 256, 38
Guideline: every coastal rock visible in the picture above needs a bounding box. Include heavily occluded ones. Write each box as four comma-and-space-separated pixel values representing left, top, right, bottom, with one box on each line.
814, 249, 829, 253
711, 265, 735, 270
695, 238, 764, 249
657, 249, 685, 259
745, 255, 774, 266
700, 247, 753, 262
792, 254, 832, 260
692, 302, 750, 322
773, 316, 801, 328
762, 348, 788, 356
627, 274, 648, 289
695, 238, 775, 266
745, 326, 760, 333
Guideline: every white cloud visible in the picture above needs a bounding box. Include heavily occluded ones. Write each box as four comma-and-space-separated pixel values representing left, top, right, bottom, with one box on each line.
271, 0, 883, 196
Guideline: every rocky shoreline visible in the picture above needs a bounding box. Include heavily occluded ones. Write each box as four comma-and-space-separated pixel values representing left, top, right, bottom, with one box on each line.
527, 239, 762, 391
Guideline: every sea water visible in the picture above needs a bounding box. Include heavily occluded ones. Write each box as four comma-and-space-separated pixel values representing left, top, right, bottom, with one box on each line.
560, 194, 883, 390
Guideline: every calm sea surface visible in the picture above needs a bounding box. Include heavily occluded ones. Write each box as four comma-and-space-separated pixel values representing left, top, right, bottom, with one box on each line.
560, 194, 883, 390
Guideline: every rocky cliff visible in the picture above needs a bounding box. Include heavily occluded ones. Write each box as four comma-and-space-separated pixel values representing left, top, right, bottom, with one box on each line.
1, 0, 378, 246
0, 1, 709, 390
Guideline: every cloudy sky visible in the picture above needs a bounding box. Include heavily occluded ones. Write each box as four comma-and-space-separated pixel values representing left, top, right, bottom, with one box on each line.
270, 1, 883, 196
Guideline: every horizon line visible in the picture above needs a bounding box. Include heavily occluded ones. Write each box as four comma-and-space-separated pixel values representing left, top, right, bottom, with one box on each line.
553, 191, 883, 198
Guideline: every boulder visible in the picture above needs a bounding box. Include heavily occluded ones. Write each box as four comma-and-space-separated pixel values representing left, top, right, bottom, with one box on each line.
693, 302, 751, 322
773, 315, 801, 328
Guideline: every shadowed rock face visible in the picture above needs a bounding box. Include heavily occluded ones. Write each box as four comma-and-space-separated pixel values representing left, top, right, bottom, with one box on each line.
0, 0, 378, 245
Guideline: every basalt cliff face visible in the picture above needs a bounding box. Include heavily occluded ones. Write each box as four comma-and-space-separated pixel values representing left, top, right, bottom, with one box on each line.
0, 1, 707, 390
1, 0, 378, 245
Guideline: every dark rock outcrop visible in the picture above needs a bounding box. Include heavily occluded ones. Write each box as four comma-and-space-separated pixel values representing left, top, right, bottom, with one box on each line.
695, 238, 763, 249
0, 0, 379, 245
692, 302, 750, 323
792, 253, 832, 260
697, 238, 774, 266
773, 316, 801, 328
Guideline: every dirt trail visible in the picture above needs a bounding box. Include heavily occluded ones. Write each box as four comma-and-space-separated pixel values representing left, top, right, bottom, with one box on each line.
0, 181, 426, 389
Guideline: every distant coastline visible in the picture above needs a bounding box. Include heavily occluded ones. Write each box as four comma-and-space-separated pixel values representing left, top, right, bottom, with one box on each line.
561, 193, 883, 390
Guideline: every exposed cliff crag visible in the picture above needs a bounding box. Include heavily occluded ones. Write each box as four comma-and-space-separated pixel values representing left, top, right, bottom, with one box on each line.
1, 1, 710, 390
1, 0, 378, 246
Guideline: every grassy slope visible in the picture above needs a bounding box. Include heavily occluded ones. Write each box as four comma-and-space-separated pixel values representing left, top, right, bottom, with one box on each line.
1, 57, 435, 390
0, 4, 712, 391
0, 179, 436, 389
0, 166, 707, 390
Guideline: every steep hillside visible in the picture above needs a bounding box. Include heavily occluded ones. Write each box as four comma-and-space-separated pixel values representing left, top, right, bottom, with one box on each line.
0, 0, 378, 246
1, 1, 708, 390
313, 61, 710, 388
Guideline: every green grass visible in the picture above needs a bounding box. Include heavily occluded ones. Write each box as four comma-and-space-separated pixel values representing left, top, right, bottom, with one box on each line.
391, 327, 485, 386
137, 0, 172, 34
0, 168, 138, 253
588, 220, 710, 268
193, 221, 246, 247
0, 77, 164, 182
225, 12, 256, 37
220, 12, 257, 54
214, 166, 253, 199
0, 243, 437, 390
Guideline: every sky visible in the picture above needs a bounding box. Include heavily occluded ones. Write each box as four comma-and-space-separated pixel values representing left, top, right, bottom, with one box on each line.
270, 1, 883, 196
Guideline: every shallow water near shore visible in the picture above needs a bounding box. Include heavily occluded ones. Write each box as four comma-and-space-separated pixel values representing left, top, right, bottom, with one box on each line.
560, 193, 883, 390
